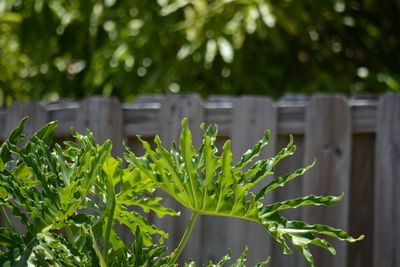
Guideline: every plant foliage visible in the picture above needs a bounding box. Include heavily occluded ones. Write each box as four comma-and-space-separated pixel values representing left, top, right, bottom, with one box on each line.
125, 118, 363, 266
0, 118, 363, 266
0, 118, 177, 266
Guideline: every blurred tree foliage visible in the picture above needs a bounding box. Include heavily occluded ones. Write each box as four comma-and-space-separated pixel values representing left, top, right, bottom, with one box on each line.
0, 0, 399, 105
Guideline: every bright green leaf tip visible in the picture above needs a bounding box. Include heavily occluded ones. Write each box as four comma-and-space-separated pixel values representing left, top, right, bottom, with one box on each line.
351, 234, 365, 242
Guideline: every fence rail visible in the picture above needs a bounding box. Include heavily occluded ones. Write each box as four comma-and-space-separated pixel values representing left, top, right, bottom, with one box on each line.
0, 93, 398, 267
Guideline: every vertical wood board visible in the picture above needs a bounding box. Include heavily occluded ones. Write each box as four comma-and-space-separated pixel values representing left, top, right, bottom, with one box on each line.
158, 94, 205, 264
373, 94, 400, 267
228, 96, 277, 266
303, 95, 351, 267
272, 135, 307, 267
348, 134, 374, 267
6, 102, 48, 137
76, 97, 123, 155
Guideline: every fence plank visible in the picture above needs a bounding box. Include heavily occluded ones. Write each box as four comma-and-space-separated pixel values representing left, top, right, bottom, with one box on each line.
158, 94, 205, 264
76, 97, 123, 155
0, 112, 5, 141
40, 96, 378, 138
272, 135, 306, 267
303, 95, 351, 267
228, 96, 277, 266
373, 94, 400, 267
348, 134, 374, 267
75, 96, 126, 241
6, 102, 48, 137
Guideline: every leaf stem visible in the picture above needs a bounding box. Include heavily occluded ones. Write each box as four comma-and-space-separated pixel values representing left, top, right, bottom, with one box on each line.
89, 226, 107, 267
65, 225, 76, 246
0, 206, 18, 233
103, 195, 116, 264
170, 212, 199, 264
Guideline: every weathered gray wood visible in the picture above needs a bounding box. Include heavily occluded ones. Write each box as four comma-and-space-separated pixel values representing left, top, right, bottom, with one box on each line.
47, 103, 79, 136
373, 94, 400, 267
76, 97, 123, 155
75, 97, 126, 241
204, 101, 232, 136
303, 95, 351, 267
350, 99, 378, 133
6, 102, 49, 137
158, 94, 205, 264
348, 134, 374, 267
42, 96, 378, 138
0, 111, 6, 141
272, 135, 307, 267
227, 96, 277, 266
124, 99, 160, 136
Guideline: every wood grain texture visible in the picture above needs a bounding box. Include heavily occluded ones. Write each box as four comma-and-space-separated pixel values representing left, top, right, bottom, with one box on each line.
6, 102, 48, 137
41, 96, 378, 138
158, 94, 205, 264
373, 94, 400, 267
272, 135, 307, 267
348, 134, 374, 267
0, 111, 6, 141
228, 96, 277, 266
47, 102, 79, 136
303, 95, 351, 267
76, 97, 123, 156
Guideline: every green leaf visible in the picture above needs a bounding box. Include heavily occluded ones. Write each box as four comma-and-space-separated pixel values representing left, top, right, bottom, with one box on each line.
234, 130, 270, 171
255, 256, 271, 267
0, 117, 27, 164
0, 158, 4, 172
259, 194, 344, 218
89, 227, 107, 267
0, 118, 176, 266
26, 232, 90, 266
230, 248, 247, 267
0, 228, 23, 249
180, 118, 201, 209
256, 160, 316, 201
129, 118, 363, 266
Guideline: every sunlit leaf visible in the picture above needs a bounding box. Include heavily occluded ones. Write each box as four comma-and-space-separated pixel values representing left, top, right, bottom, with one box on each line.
128, 118, 363, 266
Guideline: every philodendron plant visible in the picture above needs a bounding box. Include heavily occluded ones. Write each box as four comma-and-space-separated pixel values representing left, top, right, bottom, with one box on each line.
0, 118, 363, 266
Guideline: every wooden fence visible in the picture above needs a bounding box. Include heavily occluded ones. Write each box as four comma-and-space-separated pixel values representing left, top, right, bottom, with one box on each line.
0, 93, 399, 267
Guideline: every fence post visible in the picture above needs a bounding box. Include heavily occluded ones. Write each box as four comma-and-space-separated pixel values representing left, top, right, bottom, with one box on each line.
158, 94, 205, 264
76, 97, 123, 155
373, 94, 400, 267
303, 94, 351, 267
228, 96, 277, 266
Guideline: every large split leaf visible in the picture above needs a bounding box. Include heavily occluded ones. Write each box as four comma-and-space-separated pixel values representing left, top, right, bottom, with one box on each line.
126, 118, 364, 266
